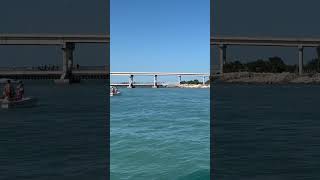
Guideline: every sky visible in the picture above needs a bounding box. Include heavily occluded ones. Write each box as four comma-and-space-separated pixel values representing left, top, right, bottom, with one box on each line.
111, 0, 210, 82
0, 0, 108, 67
212, 0, 320, 65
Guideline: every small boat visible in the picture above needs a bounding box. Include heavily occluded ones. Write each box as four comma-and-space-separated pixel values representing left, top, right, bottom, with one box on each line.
0, 97, 38, 109
110, 86, 121, 96
110, 91, 121, 96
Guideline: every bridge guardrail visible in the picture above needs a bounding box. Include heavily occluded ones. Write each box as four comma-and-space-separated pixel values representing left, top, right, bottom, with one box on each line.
0, 66, 107, 71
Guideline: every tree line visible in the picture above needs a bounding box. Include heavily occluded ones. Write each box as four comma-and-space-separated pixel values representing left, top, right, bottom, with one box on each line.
180, 79, 210, 85
223, 57, 320, 73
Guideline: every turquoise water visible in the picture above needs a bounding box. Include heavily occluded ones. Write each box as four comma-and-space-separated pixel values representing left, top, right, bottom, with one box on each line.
111, 88, 210, 180
0, 81, 107, 180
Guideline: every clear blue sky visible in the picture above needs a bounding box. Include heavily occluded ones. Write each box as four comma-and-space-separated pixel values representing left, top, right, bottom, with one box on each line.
111, 0, 210, 76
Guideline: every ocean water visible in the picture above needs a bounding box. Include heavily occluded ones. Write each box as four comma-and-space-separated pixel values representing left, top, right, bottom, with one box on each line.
110, 88, 210, 180
0, 81, 107, 180
213, 84, 320, 180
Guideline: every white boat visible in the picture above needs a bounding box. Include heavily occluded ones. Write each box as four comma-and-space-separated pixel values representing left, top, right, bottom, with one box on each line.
110, 86, 121, 96
0, 97, 38, 109
110, 91, 121, 96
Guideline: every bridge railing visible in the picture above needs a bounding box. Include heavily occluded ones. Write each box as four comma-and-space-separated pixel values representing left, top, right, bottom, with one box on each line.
0, 65, 107, 71
0, 66, 42, 71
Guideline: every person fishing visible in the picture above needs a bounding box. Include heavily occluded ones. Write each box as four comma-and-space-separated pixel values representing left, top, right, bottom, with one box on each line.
16, 81, 25, 100
3, 80, 15, 100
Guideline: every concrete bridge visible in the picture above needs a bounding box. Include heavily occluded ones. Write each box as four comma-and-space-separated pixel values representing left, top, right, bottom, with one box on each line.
0, 68, 211, 87
211, 36, 320, 75
110, 83, 167, 88
111, 72, 210, 88
0, 34, 110, 83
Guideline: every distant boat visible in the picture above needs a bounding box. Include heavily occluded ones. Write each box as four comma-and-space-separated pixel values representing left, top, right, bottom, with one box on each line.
0, 97, 38, 109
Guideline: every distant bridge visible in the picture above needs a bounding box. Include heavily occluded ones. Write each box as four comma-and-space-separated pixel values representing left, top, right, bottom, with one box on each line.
211, 36, 320, 75
0, 34, 109, 83
0, 34, 109, 45
0, 68, 212, 87
110, 83, 167, 88
110, 72, 210, 88
111, 72, 209, 76
211, 36, 320, 47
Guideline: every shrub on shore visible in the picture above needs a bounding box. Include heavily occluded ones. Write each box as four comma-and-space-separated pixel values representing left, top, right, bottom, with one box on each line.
223, 56, 320, 74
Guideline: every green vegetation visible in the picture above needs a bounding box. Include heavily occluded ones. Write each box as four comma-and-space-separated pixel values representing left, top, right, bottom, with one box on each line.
180, 79, 210, 85
305, 58, 320, 72
223, 56, 320, 73
181, 79, 201, 84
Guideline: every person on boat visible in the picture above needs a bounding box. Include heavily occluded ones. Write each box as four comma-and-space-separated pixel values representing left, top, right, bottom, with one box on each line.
111, 86, 115, 94
16, 81, 25, 100
3, 80, 15, 100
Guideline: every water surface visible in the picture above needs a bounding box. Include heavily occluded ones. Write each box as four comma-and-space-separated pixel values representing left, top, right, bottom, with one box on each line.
0, 81, 107, 180
213, 84, 320, 180
111, 88, 210, 180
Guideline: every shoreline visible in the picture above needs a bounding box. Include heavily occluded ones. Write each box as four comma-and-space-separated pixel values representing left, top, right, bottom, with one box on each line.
216, 72, 320, 84
175, 84, 210, 88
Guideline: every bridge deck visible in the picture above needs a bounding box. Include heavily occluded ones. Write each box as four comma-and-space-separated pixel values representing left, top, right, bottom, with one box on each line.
0, 70, 213, 80
0, 34, 110, 45
211, 36, 320, 47
111, 72, 209, 76
111, 83, 166, 86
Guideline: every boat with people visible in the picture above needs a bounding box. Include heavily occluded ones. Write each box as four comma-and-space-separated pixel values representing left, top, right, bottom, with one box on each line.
0, 79, 38, 109
110, 86, 121, 96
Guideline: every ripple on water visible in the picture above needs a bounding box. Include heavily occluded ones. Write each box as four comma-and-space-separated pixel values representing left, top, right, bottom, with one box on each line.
111, 88, 209, 180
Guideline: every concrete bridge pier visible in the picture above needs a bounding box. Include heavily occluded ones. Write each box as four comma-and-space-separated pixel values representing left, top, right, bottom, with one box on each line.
298, 45, 304, 75
317, 46, 320, 72
202, 76, 206, 85
153, 75, 158, 88
219, 44, 227, 74
177, 75, 182, 85
55, 42, 75, 84
128, 75, 135, 88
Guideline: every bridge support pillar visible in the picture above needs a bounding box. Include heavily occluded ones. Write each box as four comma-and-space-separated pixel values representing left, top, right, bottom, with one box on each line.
153, 75, 158, 88
55, 42, 75, 84
298, 46, 304, 75
317, 46, 320, 72
219, 44, 227, 74
128, 75, 135, 88
178, 75, 182, 85
202, 76, 206, 85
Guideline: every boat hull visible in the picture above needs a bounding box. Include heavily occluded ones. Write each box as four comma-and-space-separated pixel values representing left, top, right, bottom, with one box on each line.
0, 97, 38, 109
110, 92, 121, 96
